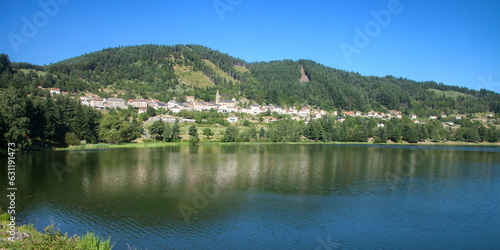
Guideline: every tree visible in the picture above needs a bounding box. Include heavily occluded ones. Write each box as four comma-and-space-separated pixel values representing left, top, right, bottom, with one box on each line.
105, 129, 121, 144
0, 89, 32, 149
259, 127, 266, 139
478, 126, 488, 141
464, 127, 481, 142
203, 128, 214, 139
188, 124, 199, 145
146, 106, 156, 117
149, 119, 164, 141
188, 124, 198, 137
189, 136, 200, 145
240, 126, 257, 142
374, 127, 388, 143
402, 124, 419, 143
243, 119, 251, 126
171, 119, 180, 142
0, 53, 12, 74
164, 122, 172, 142
64, 132, 80, 146
222, 125, 239, 142
387, 120, 402, 142
138, 112, 148, 122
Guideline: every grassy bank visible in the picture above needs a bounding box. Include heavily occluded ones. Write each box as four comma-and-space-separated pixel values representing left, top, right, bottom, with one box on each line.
55, 140, 500, 151
0, 210, 115, 249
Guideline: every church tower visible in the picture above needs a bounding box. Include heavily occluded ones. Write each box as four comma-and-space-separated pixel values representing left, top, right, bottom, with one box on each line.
216, 89, 220, 104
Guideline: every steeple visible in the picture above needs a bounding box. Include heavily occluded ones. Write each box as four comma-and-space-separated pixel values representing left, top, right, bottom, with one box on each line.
216, 89, 220, 104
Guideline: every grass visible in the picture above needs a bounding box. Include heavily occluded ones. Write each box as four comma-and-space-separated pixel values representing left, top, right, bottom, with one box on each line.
18, 69, 48, 77
203, 59, 242, 84
173, 65, 214, 88
427, 88, 475, 100
56, 139, 500, 151
0, 210, 115, 249
234, 65, 250, 73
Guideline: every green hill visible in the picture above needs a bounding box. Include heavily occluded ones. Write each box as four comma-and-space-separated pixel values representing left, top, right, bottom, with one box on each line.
1, 45, 499, 115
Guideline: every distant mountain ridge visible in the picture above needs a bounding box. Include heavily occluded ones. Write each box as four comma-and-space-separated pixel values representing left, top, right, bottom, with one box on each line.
4, 44, 500, 115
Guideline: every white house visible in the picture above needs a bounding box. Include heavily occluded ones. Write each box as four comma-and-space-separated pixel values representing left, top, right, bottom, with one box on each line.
273, 106, 282, 114
171, 106, 181, 113
344, 111, 355, 117
186, 96, 195, 103
335, 116, 345, 123
251, 105, 261, 114
298, 107, 311, 117
50, 88, 60, 96
228, 116, 238, 123
129, 99, 148, 108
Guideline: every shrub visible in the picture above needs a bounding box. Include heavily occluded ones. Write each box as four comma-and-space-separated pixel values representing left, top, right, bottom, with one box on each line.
65, 132, 80, 146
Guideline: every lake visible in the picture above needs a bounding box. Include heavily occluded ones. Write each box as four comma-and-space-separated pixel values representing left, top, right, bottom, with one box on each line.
2, 144, 500, 249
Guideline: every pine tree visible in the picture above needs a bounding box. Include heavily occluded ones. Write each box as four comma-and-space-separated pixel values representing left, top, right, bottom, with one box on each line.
259, 127, 266, 139
188, 123, 199, 145
402, 124, 419, 143
171, 119, 180, 142
188, 124, 198, 137
164, 122, 172, 142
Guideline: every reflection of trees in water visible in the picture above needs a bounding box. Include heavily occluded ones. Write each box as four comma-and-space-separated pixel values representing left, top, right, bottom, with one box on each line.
56, 145, 499, 199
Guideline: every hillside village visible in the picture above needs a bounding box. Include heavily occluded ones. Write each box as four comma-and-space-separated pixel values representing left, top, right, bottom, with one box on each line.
44, 87, 497, 127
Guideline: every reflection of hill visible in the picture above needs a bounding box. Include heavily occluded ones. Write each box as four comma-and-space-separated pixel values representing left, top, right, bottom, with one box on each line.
72, 145, 500, 200
1, 144, 498, 234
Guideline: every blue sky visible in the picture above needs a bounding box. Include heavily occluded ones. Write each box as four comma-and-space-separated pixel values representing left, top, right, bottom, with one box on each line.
1, 0, 499, 92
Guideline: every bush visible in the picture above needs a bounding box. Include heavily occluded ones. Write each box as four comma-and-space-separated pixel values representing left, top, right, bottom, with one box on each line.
64, 132, 80, 146
1, 224, 115, 249
189, 137, 200, 145
0, 212, 11, 222
78, 232, 115, 249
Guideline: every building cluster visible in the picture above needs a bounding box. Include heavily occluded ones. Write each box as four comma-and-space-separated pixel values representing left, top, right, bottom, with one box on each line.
79, 90, 327, 119
78, 89, 485, 124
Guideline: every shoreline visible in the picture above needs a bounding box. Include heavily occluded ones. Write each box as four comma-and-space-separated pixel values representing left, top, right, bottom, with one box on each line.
55, 140, 500, 151
0, 212, 115, 249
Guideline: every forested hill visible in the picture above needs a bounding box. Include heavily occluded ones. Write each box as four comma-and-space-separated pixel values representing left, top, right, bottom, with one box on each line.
247, 59, 500, 115
1, 44, 499, 115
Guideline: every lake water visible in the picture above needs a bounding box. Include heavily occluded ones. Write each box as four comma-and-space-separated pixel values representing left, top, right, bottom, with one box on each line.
2, 144, 500, 249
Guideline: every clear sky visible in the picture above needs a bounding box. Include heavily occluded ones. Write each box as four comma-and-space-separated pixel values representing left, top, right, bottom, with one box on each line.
1, 0, 499, 92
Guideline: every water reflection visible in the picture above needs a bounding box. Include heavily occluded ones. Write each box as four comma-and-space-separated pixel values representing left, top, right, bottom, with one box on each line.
4, 145, 500, 202
1, 144, 499, 249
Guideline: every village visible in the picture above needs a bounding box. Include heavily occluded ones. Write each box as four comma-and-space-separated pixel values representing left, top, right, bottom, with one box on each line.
47, 87, 496, 127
